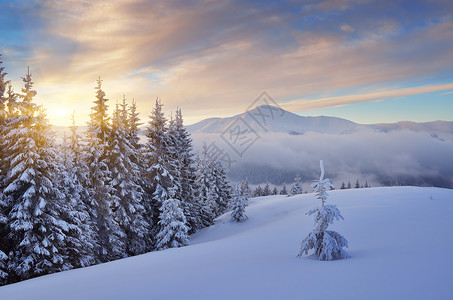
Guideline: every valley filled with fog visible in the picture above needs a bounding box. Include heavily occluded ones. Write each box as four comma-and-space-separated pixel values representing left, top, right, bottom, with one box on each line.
187, 105, 453, 189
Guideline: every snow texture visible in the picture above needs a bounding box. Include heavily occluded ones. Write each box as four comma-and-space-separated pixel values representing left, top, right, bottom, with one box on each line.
1, 187, 452, 300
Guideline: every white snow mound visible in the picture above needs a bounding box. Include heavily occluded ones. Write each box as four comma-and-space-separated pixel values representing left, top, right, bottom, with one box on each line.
1, 186, 452, 300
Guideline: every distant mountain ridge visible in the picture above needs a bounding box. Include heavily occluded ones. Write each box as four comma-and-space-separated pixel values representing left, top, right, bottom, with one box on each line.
187, 105, 360, 135
186, 104, 453, 135
50, 105, 453, 138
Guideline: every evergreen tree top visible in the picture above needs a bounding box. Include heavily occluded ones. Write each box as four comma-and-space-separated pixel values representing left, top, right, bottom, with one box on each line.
87, 77, 110, 142
147, 99, 167, 135
311, 160, 334, 207
129, 99, 142, 130
0, 54, 10, 99
20, 67, 37, 103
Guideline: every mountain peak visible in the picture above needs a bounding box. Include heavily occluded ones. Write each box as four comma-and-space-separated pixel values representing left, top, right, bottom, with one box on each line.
187, 105, 358, 134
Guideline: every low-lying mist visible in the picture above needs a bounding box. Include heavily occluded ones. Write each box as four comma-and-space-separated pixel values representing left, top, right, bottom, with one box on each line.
191, 128, 453, 189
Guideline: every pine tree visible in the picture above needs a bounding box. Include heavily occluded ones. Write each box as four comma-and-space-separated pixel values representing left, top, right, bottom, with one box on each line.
60, 113, 96, 268
0, 249, 7, 285
85, 77, 123, 262
0, 83, 18, 284
298, 160, 349, 261
3, 69, 75, 280
253, 185, 263, 197
169, 108, 200, 234
340, 182, 346, 190
194, 145, 216, 228
263, 182, 271, 196
240, 178, 251, 198
0, 55, 9, 188
109, 99, 150, 256
355, 179, 360, 189
290, 174, 303, 196
230, 186, 247, 222
209, 159, 231, 216
194, 143, 231, 226
280, 184, 288, 195
347, 181, 352, 189
144, 99, 178, 244
364, 181, 369, 188
128, 98, 142, 151
272, 186, 278, 195
0, 55, 10, 283
155, 187, 189, 250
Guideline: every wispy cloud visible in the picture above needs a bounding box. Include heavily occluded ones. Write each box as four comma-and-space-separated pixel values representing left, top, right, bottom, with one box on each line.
282, 82, 453, 111
2, 0, 453, 125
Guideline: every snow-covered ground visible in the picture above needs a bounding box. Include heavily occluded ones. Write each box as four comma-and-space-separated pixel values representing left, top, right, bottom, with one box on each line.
1, 187, 452, 299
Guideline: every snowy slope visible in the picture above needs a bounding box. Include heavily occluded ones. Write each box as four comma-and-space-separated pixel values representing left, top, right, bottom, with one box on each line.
1, 187, 452, 300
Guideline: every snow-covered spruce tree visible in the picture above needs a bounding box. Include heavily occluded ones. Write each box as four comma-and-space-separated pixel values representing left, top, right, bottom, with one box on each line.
144, 99, 176, 242
169, 108, 200, 234
290, 174, 303, 196
263, 182, 271, 196
210, 159, 231, 216
109, 99, 151, 256
194, 143, 231, 225
0, 56, 10, 283
194, 145, 216, 228
280, 184, 288, 195
3, 69, 75, 281
230, 186, 247, 222
298, 160, 349, 261
240, 177, 251, 198
253, 185, 263, 197
0, 83, 19, 285
58, 112, 97, 268
85, 77, 124, 262
128, 98, 143, 151
272, 186, 278, 195
155, 187, 189, 250
0, 249, 7, 285
0, 55, 9, 189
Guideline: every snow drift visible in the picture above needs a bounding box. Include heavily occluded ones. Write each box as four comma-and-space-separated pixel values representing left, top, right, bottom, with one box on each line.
1, 186, 452, 300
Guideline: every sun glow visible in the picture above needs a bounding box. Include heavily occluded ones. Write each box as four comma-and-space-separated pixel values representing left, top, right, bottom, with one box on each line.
47, 106, 71, 127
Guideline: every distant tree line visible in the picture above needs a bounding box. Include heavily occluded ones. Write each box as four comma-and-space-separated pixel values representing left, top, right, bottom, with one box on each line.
0, 55, 232, 285
339, 180, 370, 189
251, 174, 306, 198
250, 176, 375, 198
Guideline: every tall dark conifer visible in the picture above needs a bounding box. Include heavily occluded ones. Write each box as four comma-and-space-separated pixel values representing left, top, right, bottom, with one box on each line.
109, 98, 150, 256
59, 113, 97, 268
3, 69, 74, 281
0, 54, 9, 284
85, 78, 123, 262
144, 99, 175, 242
169, 109, 199, 233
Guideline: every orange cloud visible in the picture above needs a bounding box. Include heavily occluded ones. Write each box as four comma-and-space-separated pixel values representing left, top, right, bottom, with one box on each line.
282, 82, 453, 112
7, 0, 452, 126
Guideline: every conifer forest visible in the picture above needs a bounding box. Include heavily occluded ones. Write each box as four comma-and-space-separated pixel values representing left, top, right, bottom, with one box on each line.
0, 56, 232, 285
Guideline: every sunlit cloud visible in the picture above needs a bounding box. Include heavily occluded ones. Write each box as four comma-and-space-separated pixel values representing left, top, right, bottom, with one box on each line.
340, 24, 355, 33
282, 82, 453, 112
1, 0, 452, 125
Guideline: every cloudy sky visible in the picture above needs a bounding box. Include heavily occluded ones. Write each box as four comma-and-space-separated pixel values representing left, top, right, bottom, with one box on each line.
1, 0, 452, 126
